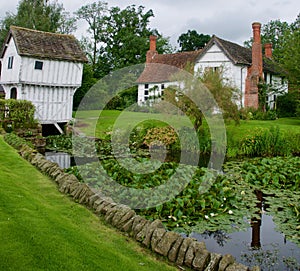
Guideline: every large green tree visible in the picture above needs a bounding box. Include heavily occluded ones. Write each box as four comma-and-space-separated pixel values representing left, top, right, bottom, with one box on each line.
75, 1, 108, 71
76, 2, 172, 78
177, 30, 211, 52
276, 15, 300, 89
0, 0, 76, 45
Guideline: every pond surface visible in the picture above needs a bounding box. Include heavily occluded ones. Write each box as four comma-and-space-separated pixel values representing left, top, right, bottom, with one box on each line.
44, 151, 300, 270
190, 212, 300, 270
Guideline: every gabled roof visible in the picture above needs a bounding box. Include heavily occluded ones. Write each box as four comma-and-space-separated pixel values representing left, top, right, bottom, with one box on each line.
137, 50, 201, 83
1, 26, 88, 63
197, 35, 282, 74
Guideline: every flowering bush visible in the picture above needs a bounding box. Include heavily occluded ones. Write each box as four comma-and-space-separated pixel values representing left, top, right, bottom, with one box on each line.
143, 126, 178, 148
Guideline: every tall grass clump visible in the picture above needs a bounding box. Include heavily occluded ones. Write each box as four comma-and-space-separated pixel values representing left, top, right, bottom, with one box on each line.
232, 126, 300, 157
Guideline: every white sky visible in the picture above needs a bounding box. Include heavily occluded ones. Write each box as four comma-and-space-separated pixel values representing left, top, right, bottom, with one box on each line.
1, 0, 299, 48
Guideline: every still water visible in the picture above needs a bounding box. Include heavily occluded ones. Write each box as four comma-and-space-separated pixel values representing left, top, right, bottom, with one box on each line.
45, 151, 300, 270
190, 213, 300, 270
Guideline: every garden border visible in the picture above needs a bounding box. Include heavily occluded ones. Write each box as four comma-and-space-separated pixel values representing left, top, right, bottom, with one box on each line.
4, 134, 260, 271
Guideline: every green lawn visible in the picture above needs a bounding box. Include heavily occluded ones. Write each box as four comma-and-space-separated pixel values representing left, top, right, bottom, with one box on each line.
74, 110, 192, 139
0, 136, 177, 271
74, 109, 300, 141
226, 117, 300, 143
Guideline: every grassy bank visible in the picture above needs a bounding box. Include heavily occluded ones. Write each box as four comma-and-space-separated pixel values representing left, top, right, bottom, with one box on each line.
0, 136, 177, 271
226, 117, 300, 143
74, 110, 300, 156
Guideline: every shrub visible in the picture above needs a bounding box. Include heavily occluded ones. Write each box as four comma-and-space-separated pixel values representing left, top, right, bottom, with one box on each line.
238, 107, 277, 120
276, 92, 299, 117
0, 99, 38, 131
143, 126, 178, 148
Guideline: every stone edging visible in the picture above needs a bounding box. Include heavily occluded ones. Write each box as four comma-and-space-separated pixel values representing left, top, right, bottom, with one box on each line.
6, 138, 260, 271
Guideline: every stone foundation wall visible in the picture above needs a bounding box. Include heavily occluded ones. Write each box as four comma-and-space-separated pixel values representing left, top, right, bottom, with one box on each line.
5, 137, 260, 271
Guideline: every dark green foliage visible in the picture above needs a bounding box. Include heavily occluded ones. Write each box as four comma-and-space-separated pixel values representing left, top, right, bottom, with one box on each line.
4, 132, 34, 149
66, 160, 249, 231
224, 156, 300, 190
0, 0, 76, 45
0, 99, 38, 131
177, 30, 211, 52
76, 2, 172, 77
244, 108, 278, 120
104, 86, 138, 110
73, 64, 98, 110
276, 91, 300, 117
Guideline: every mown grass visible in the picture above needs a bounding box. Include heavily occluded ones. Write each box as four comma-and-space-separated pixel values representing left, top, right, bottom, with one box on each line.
0, 136, 177, 271
226, 117, 300, 143
74, 110, 192, 139
74, 109, 300, 141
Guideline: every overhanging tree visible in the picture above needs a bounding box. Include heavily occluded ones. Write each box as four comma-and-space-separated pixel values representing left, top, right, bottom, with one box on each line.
0, 0, 76, 45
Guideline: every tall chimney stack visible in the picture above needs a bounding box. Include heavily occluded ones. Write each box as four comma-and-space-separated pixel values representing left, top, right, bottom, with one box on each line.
251, 22, 263, 77
264, 43, 272, 58
146, 35, 158, 63
244, 22, 263, 109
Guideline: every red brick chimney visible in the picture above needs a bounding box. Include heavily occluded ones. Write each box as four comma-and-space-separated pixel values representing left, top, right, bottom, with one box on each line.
244, 22, 263, 109
264, 43, 272, 58
146, 35, 158, 63
251, 22, 263, 77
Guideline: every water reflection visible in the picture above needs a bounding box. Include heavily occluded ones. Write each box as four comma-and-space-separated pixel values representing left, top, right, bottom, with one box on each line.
44, 151, 98, 169
45, 151, 71, 169
190, 190, 300, 270
251, 190, 263, 249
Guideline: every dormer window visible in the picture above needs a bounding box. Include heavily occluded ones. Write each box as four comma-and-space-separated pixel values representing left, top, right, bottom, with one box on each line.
8, 56, 14, 69
35, 61, 43, 70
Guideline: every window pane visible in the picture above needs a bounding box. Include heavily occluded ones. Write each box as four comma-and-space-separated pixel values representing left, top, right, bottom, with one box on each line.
8, 56, 13, 69
35, 61, 43, 70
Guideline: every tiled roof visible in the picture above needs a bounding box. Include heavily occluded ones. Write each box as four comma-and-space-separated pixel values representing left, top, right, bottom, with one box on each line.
199, 36, 282, 74
1, 26, 88, 62
137, 50, 201, 83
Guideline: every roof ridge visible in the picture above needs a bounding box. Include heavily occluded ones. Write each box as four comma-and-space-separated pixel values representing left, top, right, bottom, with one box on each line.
10, 25, 75, 39
6, 26, 88, 62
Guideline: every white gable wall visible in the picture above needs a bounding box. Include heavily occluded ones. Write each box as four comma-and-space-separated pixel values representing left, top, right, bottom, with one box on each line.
0, 37, 22, 84
194, 43, 248, 108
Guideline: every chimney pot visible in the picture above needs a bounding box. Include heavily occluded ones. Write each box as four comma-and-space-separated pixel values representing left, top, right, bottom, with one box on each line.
252, 22, 261, 43
264, 43, 272, 58
149, 35, 157, 51
146, 35, 158, 63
